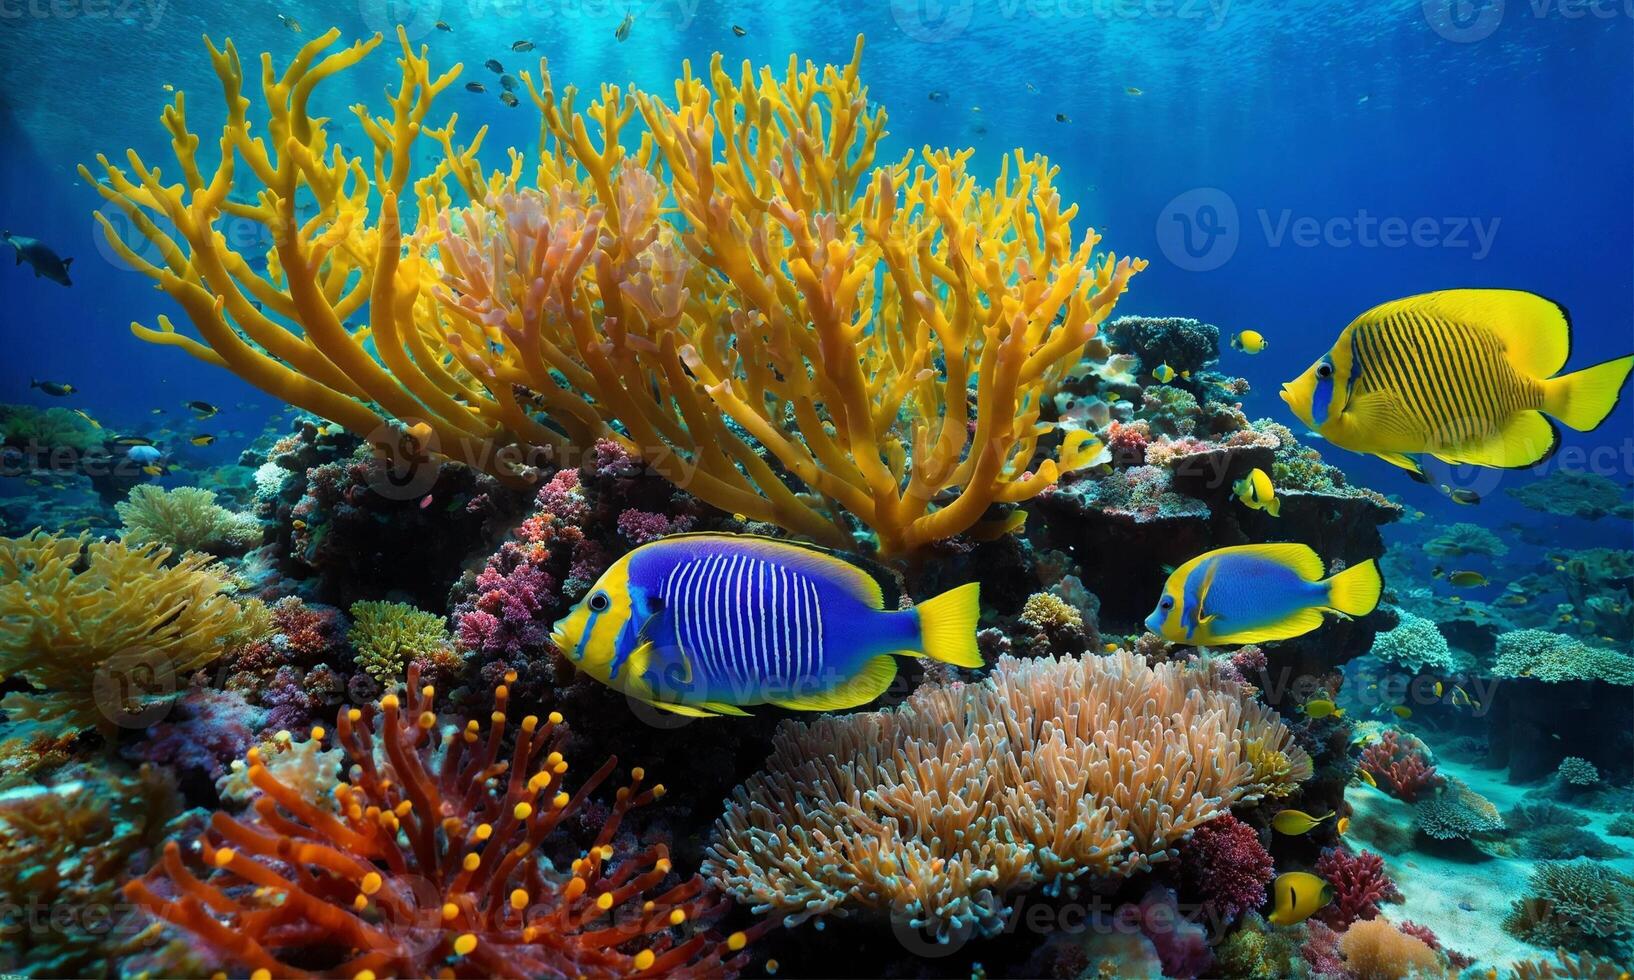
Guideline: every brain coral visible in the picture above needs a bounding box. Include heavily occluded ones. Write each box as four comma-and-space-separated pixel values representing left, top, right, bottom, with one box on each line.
1492, 629, 1634, 685
705, 651, 1311, 939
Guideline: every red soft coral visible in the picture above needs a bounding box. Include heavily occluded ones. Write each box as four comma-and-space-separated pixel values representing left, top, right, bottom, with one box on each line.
1313, 847, 1401, 928
1176, 815, 1275, 923
1359, 730, 1442, 802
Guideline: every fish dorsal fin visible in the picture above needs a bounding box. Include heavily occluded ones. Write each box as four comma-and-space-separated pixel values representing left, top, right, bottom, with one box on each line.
1224, 542, 1326, 581
659, 533, 885, 609
769, 655, 897, 712
1357, 289, 1571, 379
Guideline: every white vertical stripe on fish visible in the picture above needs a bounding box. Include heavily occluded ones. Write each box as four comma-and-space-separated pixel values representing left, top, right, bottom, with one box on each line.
678, 558, 708, 682
778, 564, 797, 678
703, 555, 727, 683
811, 576, 824, 671
728, 554, 749, 684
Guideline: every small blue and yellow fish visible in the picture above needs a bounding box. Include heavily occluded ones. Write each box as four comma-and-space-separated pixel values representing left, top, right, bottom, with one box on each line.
1151, 363, 1190, 383
1145, 544, 1381, 646
1233, 467, 1281, 517
1268, 871, 1333, 926
1231, 329, 1268, 355
551, 534, 983, 717
1443, 485, 1482, 505
1282, 289, 1634, 479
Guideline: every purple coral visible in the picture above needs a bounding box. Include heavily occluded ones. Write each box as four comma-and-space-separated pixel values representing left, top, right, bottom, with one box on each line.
123, 687, 268, 780
617, 508, 696, 544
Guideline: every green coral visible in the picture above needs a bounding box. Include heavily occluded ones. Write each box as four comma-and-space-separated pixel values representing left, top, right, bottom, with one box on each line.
1424, 521, 1508, 559
347, 601, 451, 684
1214, 913, 1303, 979
1504, 860, 1634, 953
1492, 630, 1634, 685
116, 485, 264, 556
0, 404, 103, 452
1507, 471, 1634, 521
1370, 607, 1468, 674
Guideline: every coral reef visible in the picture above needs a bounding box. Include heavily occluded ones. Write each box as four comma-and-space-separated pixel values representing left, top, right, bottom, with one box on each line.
1507, 471, 1634, 521
125, 667, 763, 977
1413, 777, 1504, 841
1174, 814, 1275, 923
1337, 918, 1443, 979
0, 766, 179, 977
1511, 947, 1633, 979
1359, 730, 1443, 802
347, 600, 453, 685
1423, 521, 1509, 559
1504, 860, 1634, 957
1104, 315, 1220, 375
1313, 847, 1400, 927
1368, 607, 1465, 674
85, 29, 1142, 555
116, 484, 263, 556
1560, 756, 1603, 787
0, 530, 270, 734
705, 651, 1310, 939
1492, 629, 1634, 685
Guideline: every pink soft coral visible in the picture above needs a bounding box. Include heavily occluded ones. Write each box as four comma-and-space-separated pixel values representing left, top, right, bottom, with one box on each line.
1176, 814, 1275, 923
1313, 847, 1400, 928
617, 508, 696, 544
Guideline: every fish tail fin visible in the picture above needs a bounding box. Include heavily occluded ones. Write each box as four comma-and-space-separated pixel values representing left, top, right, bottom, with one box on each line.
1267, 497, 1282, 518
914, 581, 983, 668
1323, 560, 1382, 618
1543, 353, 1634, 432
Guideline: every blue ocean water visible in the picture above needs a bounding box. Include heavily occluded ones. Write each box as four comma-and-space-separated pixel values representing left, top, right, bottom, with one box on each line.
1, 0, 1629, 530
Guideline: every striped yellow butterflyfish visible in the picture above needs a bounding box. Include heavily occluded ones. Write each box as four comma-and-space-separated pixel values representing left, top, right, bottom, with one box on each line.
1281, 289, 1633, 478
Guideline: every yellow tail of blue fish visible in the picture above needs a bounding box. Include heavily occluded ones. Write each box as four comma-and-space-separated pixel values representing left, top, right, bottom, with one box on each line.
1325, 560, 1382, 617
913, 582, 984, 668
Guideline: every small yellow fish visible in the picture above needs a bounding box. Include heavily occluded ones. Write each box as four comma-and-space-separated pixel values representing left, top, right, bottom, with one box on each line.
71, 409, 102, 429
1336, 816, 1351, 836
1231, 330, 1268, 355
1107, 392, 1122, 402
1445, 487, 1482, 505
142, 465, 162, 476
1268, 871, 1333, 926
1433, 681, 1444, 697
162, 83, 175, 93
190, 434, 216, 446
1447, 570, 1488, 588
1272, 809, 1335, 836
1233, 467, 1281, 517
185, 400, 219, 419
1152, 363, 1180, 383
1302, 698, 1343, 719
1357, 769, 1377, 788
1103, 642, 1118, 653
292, 519, 307, 530
1392, 705, 1413, 719
615, 11, 635, 40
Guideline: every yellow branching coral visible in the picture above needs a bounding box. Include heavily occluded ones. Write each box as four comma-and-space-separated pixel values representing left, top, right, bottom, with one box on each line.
346, 599, 452, 683
83, 29, 1142, 554
704, 651, 1311, 939
116, 484, 264, 555
0, 530, 271, 735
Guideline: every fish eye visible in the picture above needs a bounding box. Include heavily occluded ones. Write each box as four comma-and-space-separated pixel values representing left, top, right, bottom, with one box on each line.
588, 591, 610, 612
1160, 596, 1174, 610
1316, 360, 1335, 379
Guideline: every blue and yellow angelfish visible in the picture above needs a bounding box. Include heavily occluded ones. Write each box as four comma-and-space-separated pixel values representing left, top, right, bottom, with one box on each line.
550, 534, 983, 717
1145, 543, 1381, 646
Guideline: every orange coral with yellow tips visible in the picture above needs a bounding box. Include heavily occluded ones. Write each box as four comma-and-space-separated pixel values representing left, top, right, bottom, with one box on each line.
124, 665, 763, 978
83, 28, 1143, 554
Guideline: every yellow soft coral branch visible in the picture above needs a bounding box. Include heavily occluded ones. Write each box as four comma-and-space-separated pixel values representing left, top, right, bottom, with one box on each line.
86, 30, 1144, 556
